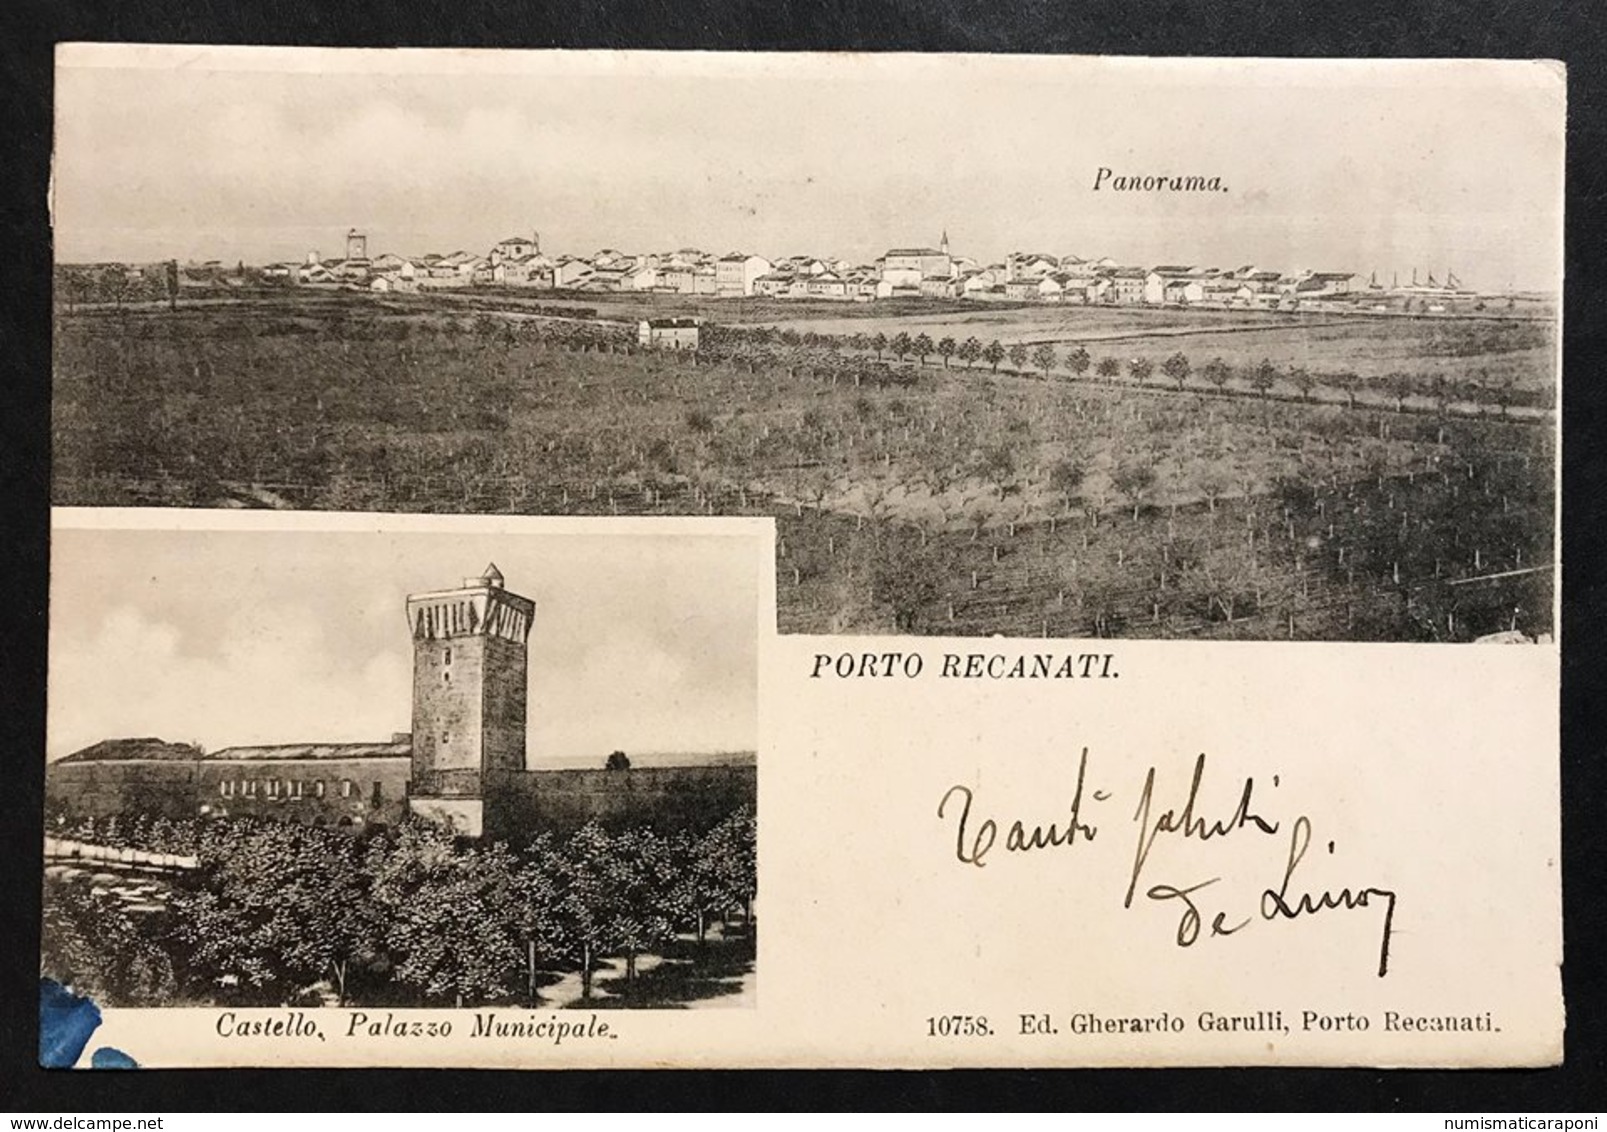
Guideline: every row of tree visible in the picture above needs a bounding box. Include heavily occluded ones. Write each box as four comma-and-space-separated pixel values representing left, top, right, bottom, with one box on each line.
42, 810, 756, 1009
703, 325, 1542, 414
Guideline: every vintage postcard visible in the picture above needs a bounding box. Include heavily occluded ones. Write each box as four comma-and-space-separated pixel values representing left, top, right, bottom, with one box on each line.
43, 46, 1562, 1068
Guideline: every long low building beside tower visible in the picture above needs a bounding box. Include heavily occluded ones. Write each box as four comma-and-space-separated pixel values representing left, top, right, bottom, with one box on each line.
46, 566, 755, 843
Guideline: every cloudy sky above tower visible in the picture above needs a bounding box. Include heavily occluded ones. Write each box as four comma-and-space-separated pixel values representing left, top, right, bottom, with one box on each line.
47, 516, 764, 764
53, 47, 1564, 292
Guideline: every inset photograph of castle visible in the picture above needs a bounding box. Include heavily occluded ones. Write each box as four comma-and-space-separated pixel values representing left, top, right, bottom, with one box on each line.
51, 47, 1560, 641
43, 512, 764, 1012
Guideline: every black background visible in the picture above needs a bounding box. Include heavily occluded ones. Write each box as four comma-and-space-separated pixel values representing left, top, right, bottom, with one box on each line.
2, 0, 1603, 1112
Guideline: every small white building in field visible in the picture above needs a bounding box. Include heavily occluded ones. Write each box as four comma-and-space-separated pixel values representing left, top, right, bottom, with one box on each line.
638, 317, 701, 350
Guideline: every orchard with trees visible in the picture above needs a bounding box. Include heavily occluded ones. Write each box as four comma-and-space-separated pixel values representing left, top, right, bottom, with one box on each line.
41, 808, 758, 1010
51, 293, 1555, 642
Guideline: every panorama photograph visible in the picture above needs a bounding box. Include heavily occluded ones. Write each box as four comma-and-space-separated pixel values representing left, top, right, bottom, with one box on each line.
50, 48, 1560, 641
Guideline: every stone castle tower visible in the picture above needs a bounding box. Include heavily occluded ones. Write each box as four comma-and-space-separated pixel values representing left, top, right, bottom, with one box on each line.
346, 228, 368, 261
405, 564, 535, 837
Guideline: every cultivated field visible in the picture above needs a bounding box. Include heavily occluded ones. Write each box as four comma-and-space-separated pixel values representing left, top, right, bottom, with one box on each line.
52, 291, 1556, 641
440, 289, 1557, 396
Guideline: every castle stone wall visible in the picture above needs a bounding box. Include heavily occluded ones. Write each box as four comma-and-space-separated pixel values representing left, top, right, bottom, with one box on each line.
484, 765, 756, 843
46, 757, 414, 829
45, 760, 199, 822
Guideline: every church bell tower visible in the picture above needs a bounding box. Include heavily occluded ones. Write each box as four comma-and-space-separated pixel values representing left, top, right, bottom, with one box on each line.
405, 564, 534, 837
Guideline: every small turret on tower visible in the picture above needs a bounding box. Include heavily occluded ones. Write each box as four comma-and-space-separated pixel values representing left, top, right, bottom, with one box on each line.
466, 562, 505, 589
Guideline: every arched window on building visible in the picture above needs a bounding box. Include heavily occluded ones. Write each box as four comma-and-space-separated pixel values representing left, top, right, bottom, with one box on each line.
340, 779, 353, 798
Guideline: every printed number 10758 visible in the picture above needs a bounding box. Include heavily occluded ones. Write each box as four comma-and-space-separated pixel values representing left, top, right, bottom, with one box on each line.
926, 1015, 993, 1037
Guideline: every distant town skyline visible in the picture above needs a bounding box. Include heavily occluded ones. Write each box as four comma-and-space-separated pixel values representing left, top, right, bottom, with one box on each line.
70, 226, 1509, 295
53, 48, 1564, 293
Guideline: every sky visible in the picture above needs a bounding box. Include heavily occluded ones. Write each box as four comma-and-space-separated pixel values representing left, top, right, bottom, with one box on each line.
52, 47, 1565, 292
46, 517, 763, 764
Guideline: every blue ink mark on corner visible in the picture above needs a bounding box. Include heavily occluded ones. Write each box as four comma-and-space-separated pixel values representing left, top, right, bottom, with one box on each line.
39, 978, 102, 1069
91, 1047, 139, 1069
